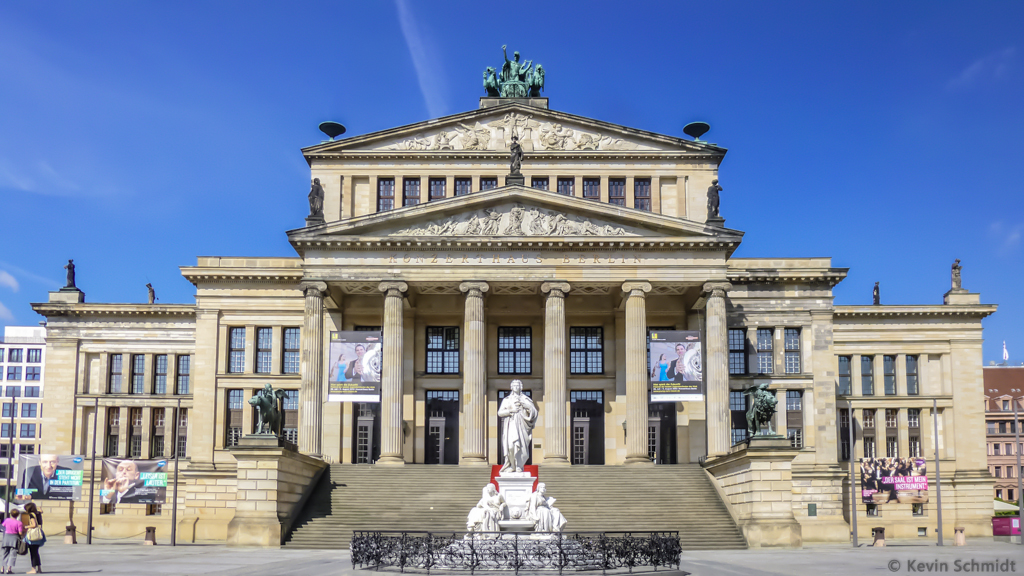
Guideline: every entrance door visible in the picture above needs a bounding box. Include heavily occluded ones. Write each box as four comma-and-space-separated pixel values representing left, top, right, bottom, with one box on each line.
497, 389, 533, 467
570, 390, 604, 465
425, 390, 459, 464
648, 403, 677, 464
352, 403, 381, 464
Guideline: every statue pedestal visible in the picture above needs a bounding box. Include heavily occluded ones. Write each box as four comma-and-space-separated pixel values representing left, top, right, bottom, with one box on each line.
50, 287, 85, 304
305, 214, 325, 227
505, 174, 525, 186
706, 215, 726, 227
495, 473, 536, 522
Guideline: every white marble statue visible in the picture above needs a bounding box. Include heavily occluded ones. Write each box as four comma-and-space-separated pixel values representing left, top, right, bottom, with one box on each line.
498, 379, 538, 473
528, 482, 567, 533
467, 483, 507, 534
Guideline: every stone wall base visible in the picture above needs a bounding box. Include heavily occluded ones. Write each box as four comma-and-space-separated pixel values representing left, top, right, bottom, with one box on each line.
739, 518, 802, 548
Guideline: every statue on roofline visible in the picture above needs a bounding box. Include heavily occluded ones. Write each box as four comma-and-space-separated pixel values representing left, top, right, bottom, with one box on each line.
483, 46, 546, 99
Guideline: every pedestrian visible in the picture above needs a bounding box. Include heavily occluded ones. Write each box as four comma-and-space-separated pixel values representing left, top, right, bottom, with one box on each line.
23, 503, 43, 574
1, 508, 24, 574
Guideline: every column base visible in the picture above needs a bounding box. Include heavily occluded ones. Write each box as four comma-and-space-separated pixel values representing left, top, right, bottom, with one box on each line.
624, 456, 655, 466
375, 456, 406, 466
541, 456, 570, 466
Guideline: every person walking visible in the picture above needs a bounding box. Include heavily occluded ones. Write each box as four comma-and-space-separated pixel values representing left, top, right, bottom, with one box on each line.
1, 509, 24, 574
23, 503, 43, 574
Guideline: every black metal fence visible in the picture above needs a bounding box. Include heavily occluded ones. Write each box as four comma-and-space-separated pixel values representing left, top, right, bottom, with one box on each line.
351, 531, 682, 574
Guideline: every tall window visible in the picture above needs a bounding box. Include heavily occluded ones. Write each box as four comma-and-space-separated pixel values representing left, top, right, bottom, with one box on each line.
908, 408, 920, 428
26, 349, 41, 363
786, 390, 804, 448
906, 355, 919, 395
282, 390, 299, 445
838, 356, 852, 395
283, 328, 300, 374
226, 390, 243, 447
730, 391, 748, 445
109, 354, 123, 393
403, 177, 421, 206
864, 437, 876, 458
151, 408, 165, 458
885, 408, 898, 457
176, 355, 191, 394
861, 355, 874, 395
497, 327, 531, 375
377, 177, 395, 211
425, 327, 459, 374
256, 328, 273, 374
557, 177, 574, 196
129, 408, 143, 458
154, 355, 168, 394
883, 355, 896, 395
728, 329, 746, 375
25, 366, 40, 381
130, 355, 145, 394
480, 177, 498, 190
608, 178, 625, 206
839, 408, 851, 461
863, 409, 875, 429
886, 435, 898, 458
885, 408, 898, 428
428, 177, 446, 201
784, 328, 801, 373
531, 177, 549, 190
7, 349, 22, 363
105, 408, 120, 456
455, 177, 472, 196
582, 178, 600, 200
228, 328, 246, 373
1, 403, 11, 418
634, 178, 651, 211
756, 328, 773, 374
569, 327, 603, 374
175, 409, 188, 458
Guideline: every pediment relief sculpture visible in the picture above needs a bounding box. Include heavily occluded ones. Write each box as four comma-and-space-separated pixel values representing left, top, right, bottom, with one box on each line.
389, 203, 636, 237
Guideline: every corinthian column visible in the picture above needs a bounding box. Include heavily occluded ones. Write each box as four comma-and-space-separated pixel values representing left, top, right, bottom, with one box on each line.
299, 281, 327, 456
377, 281, 408, 465
622, 281, 653, 465
459, 281, 489, 465
541, 281, 571, 465
703, 281, 733, 458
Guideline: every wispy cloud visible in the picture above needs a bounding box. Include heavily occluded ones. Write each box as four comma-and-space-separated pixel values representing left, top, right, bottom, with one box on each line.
0, 261, 60, 289
0, 158, 116, 198
989, 220, 1023, 252
0, 272, 19, 293
0, 302, 14, 322
947, 47, 1015, 90
395, 0, 449, 118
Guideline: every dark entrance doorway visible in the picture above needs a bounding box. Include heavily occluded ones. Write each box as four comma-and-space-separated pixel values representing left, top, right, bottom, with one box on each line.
647, 402, 678, 464
497, 389, 533, 467
352, 403, 381, 464
425, 390, 459, 464
570, 390, 605, 465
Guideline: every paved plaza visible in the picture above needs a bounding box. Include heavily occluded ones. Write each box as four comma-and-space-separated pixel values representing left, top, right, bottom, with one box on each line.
12, 539, 1021, 576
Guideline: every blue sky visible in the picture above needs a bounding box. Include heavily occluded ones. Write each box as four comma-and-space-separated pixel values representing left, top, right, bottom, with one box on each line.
1, 1, 1021, 363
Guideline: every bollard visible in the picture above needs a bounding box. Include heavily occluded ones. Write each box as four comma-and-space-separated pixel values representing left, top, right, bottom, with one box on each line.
64, 524, 77, 544
954, 527, 966, 546
872, 526, 886, 547
144, 526, 157, 545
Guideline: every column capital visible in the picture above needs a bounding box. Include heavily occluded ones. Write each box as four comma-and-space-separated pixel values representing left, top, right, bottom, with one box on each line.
621, 281, 652, 298
459, 281, 490, 297
702, 281, 733, 299
378, 281, 409, 297
299, 280, 328, 298
541, 281, 571, 298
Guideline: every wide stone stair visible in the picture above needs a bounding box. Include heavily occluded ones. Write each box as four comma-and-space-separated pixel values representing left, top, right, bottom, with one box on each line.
284, 463, 746, 550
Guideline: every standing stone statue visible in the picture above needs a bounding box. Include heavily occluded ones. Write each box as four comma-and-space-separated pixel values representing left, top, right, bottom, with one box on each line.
510, 135, 523, 175
873, 282, 880, 305
498, 380, 537, 473
308, 178, 325, 218
951, 259, 963, 290
146, 283, 156, 304
707, 179, 723, 218
64, 259, 76, 289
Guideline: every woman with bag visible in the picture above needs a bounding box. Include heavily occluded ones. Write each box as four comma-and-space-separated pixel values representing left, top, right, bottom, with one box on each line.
1, 508, 24, 574
23, 503, 44, 574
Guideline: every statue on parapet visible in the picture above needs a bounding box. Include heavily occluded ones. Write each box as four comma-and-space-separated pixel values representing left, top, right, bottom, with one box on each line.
146, 283, 156, 304
64, 259, 76, 289
707, 179, 723, 219
308, 178, 325, 218
873, 282, 880, 305
484, 67, 500, 97
744, 383, 777, 438
484, 46, 546, 99
951, 259, 963, 291
510, 135, 523, 175
498, 380, 537, 473
249, 383, 287, 435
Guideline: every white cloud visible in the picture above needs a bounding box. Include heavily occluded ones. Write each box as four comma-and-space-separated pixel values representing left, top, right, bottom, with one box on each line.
947, 47, 1015, 89
0, 261, 59, 289
0, 301, 13, 321
395, 0, 449, 118
989, 221, 1023, 252
0, 271, 18, 293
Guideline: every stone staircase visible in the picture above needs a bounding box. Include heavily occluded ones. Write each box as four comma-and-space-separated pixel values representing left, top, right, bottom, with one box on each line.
284, 463, 746, 550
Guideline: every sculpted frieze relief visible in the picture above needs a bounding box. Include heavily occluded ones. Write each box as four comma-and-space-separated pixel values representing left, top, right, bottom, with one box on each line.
390, 203, 635, 237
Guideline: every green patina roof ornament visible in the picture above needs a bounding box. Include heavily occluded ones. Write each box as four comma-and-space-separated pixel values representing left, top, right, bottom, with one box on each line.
683, 122, 710, 142
484, 45, 545, 98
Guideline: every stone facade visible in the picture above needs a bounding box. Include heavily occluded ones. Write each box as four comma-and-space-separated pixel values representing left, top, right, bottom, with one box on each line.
983, 366, 1023, 504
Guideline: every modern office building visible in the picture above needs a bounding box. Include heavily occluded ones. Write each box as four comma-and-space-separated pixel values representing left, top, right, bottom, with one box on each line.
0, 326, 46, 502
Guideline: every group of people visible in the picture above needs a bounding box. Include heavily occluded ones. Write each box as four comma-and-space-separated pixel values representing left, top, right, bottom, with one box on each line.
651, 342, 701, 382
861, 457, 924, 504
1, 504, 44, 574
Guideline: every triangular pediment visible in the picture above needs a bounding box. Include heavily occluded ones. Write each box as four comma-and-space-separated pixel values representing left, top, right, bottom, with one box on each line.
302, 102, 724, 156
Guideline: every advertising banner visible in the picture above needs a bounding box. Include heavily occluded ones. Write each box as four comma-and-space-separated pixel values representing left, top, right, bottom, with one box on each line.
328, 331, 383, 402
100, 458, 168, 505
860, 457, 929, 504
648, 330, 703, 402
16, 454, 84, 501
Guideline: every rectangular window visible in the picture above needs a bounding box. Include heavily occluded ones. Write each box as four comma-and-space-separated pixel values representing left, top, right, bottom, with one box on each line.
425, 327, 460, 375
786, 390, 802, 411
556, 177, 574, 196
569, 327, 603, 375
908, 408, 920, 428
24, 386, 39, 398
913, 503, 924, 516
994, 444, 1001, 455
1, 404, 10, 418
866, 504, 878, 517
728, 329, 746, 375
995, 466, 1001, 478
786, 390, 803, 448
886, 436, 898, 458
21, 403, 36, 418
26, 349, 41, 363
1000, 421, 1007, 434
109, 354, 123, 393
497, 327, 532, 375
154, 355, 168, 394
377, 177, 395, 211
885, 408, 898, 429
176, 409, 188, 458
608, 178, 625, 206
864, 437, 876, 458
988, 421, 996, 434
1003, 400, 1011, 412
20, 444, 35, 455
130, 354, 145, 394
176, 355, 191, 394
634, 178, 651, 211
428, 177, 446, 201
838, 356, 852, 395
226, 389, 243, 447
730, 390, 748, 445
784, 328, 801, 374
229, 328, 246, 373
256, 327, 273, 374
480, 177, 498, 191
455, 177, 472, 196
863, 409, 875, 429
4, 386, 19, 398
5, 367, 20, 381
25, 366, 40, 381
839, 408, 851, 461
756, 328, 774, 374
282, 390, 299, 445
531, 177, 549, 190
788, 428, 803, 449
582, 178, 600, 200
7, 349, 22, 363
105, 408, 120, 456
883, 355, 896, 395
0, 424, 9, 438
402, 177, 421, 206
861, 356, 874, 395
906, 355, 919, 395
909, 436, 921, 457
130, 408, 143, 457
151, 407, 165, 458
283, 328, 300, 374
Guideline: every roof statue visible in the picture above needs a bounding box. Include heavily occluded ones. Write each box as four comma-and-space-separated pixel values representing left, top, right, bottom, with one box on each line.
951, 259, 963, 291
484, 46, 545, 99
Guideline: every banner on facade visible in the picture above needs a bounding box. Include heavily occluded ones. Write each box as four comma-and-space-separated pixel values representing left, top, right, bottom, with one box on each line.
860, 457, 929, 504
99, 458, 168, 505
328, 331, 383, 402
648, 330, 703, 402
15, 454, 84, 501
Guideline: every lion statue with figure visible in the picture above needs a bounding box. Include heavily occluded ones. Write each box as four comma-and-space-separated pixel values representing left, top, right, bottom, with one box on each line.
745, 383, 778, 438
